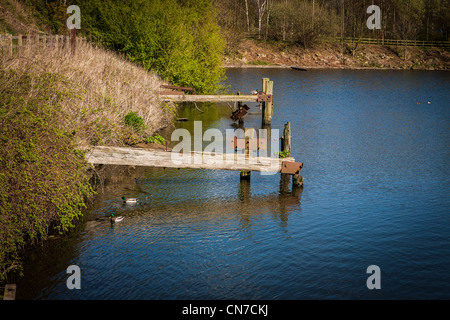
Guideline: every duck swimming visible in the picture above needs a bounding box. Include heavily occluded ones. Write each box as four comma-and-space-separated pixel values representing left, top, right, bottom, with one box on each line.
122, 197, 138, 204
110, 214, 124, 224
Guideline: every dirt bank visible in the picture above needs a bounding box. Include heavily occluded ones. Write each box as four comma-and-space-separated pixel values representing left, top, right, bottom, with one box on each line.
224, 39, 450, 70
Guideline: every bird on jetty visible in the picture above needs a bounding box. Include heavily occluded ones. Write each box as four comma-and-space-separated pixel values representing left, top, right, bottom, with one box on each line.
250, 90, 258, 95
110, 214, 124, 224
122, 197, 138, 204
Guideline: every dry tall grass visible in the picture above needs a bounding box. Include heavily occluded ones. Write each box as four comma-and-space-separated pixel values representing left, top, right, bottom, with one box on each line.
0, 38, 175, 148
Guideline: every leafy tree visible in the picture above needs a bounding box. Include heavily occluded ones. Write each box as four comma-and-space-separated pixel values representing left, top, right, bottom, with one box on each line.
78, 0, 226, 93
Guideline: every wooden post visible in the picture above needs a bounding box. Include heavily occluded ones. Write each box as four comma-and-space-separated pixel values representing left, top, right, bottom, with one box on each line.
3, 284, 16, 300
240, 170, 251, 180
262, 79, 273, 125
280, 121, 291, 191
26, 33, 31, 51
240, 128, 254, 181
281, 121, 291, 157
55, 35, 59, 50
9, 34, 13, 55
280, 172, 291, 193
70, 28, 76, 54
18, 34, 22, 50
292, 174, 304, 188
262, 78, 269, 93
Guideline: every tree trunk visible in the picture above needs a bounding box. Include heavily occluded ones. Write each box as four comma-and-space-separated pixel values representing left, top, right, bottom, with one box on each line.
244, 0, 250, 33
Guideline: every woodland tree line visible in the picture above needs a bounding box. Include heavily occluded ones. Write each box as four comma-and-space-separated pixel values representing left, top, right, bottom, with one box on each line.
215, 0, 450, 48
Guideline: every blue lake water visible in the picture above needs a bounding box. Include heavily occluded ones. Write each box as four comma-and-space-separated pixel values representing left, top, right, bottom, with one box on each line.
17, 68, 450, 299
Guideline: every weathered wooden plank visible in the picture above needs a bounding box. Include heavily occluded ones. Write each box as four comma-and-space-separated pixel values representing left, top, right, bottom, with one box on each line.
86, 146, 295, 173
159, 94, 258, 102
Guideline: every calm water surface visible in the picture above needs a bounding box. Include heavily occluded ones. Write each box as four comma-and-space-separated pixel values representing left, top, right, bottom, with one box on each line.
17, 69, 450, 299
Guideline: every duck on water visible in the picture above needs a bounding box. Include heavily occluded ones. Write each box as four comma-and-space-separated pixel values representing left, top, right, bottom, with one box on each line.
109, 214, 124, 224
122, 197, 138, 204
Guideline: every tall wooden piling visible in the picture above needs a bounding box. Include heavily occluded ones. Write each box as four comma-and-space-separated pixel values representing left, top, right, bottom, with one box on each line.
262, 78, 274, 125
281, 121, 291, 157
240, 128, 255, 181
280, 121, 291, 191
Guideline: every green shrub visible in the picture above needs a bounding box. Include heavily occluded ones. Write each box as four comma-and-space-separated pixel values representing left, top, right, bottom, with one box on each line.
0, 69, 94, 281
144, 134, 165, 145
124, 111, 147, 133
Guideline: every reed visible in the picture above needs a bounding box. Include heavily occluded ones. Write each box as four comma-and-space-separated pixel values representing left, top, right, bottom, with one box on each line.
0, 39, 175, 147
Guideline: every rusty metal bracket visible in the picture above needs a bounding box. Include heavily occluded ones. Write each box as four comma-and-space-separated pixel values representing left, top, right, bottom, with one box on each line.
281, 161, 303, 175
257, 93, 273, 102
229, 137, 267, 151
230, 108, 248, 122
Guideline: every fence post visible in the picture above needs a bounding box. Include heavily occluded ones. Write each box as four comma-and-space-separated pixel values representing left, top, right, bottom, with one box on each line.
70, 28, 76, 54
9, 34, 13, 55
18, 34, 22, 50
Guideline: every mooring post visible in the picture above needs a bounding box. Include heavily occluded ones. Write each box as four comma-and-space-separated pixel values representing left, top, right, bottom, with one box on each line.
240, 128, 254, 181
280, 121, 291, 191
282, 121, 291, 157
262, 78, 273, 125
292, 174, 304, 188
237, 91, 244, 125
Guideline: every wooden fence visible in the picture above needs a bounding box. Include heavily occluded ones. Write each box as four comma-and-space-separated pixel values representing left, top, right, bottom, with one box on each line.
0, 32, 88, 55
343, 37, 450, 48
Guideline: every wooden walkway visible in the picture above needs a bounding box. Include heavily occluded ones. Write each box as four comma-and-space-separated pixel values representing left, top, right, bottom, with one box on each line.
87, 146, 296, 173
160, 94, 259, 102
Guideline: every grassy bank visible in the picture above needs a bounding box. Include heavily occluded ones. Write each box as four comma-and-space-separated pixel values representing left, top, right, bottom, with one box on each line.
0, 41, 175, 283
224, 39, 450, 70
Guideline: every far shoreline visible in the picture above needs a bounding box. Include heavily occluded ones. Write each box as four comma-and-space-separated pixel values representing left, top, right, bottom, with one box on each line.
223, 64, 449, 71
223, 39, 449, 72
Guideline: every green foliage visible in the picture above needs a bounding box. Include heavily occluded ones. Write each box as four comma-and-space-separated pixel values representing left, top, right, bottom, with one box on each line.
144, 134, 165, 145
0, 69, 94, 281
25, 0, 68, 33
124, 111, 147, 134
78, 0, 226, 93
275, 150, 290, 158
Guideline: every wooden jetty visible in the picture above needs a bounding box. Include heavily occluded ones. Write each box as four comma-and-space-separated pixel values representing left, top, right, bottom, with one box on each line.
86, 146, 300, 174
87, 78, 304, 188
160, 94, 260, 103
160, 78, 274, 125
